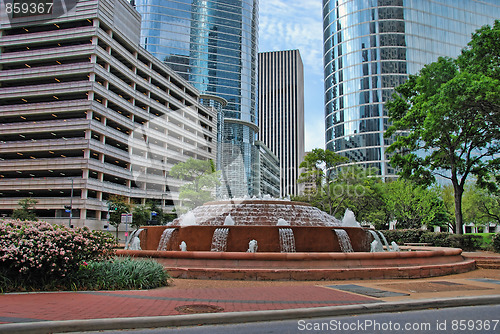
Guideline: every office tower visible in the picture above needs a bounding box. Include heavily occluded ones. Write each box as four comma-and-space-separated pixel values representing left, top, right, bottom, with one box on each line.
255, 141, 280, 197
135, 0, 260, 198
258, 50, 305, 197
0, 0, 217, 237
323, 0, 500, 178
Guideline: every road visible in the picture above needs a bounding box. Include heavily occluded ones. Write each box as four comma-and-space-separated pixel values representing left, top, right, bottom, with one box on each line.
78, 304, 500, 334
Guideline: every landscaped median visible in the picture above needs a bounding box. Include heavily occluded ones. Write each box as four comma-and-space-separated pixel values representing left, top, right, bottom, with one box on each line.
0, 219, 170, 293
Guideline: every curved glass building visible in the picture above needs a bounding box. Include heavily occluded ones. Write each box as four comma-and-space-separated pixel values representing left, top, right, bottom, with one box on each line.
323, 0, 500, 178
135, 0, 259, 197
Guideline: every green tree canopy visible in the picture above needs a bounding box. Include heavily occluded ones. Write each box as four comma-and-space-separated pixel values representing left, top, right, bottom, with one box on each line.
132, 204, 150, 229
11, 198, 38, 221
385, 21, 500, 234
169, 158, 219, 211
462, 182, 500, 227
384, 180, 450, 230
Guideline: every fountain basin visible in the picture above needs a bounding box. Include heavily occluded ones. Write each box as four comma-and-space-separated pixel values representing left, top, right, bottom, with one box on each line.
139, 225, 371, 252
117, 199, 476, 280
117, 247, 476, 280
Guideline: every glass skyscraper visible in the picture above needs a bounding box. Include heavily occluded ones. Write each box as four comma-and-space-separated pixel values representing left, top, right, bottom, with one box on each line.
135, 0, 259, 197
323, 0, 500, 178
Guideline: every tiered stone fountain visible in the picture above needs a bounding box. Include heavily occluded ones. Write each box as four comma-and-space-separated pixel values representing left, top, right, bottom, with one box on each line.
118, 199, 475, 280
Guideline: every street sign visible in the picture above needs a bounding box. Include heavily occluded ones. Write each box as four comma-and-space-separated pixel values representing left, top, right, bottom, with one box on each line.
121, 213, 133, 223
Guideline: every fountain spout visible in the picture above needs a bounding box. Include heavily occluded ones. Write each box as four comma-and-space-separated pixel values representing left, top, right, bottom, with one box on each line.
246, 240, 258, 253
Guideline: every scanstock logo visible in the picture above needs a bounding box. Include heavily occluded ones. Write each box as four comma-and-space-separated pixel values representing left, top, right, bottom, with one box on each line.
1, 0, 78, 24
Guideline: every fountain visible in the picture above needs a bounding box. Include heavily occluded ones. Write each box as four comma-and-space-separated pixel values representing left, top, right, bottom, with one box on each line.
118, 199, 476, 280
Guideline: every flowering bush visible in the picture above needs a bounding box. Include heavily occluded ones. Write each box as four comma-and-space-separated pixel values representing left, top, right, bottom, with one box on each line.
0, 219, 116, 282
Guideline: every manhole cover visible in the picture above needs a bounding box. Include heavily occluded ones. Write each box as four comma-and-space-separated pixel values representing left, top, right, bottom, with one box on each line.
175, 304, 224, 314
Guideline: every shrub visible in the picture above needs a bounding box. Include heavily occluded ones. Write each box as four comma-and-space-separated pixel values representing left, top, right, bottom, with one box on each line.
420, 231, 454, 247
382, 229, 425, 244
0, 219, 116, 290
493, 233, 500, 253
382, 228, 483, 251
448, 234, 483, 251
72, 257, 170, 290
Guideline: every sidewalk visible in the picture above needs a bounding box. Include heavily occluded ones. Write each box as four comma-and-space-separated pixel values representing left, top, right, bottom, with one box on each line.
0, 253, 499, 333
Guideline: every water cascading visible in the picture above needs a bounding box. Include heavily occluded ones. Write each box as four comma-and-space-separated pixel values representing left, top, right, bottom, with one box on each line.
368, 230, 385, 252
333, 229, 354, 253
211, 228, 230, 252
125, 229, 144, 250
376, 230, 391, 250
157, 228, 177, 251
279, 228, 296, 253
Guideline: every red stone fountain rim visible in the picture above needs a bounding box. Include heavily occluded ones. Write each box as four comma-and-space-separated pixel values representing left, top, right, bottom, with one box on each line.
118, 246, 463, 261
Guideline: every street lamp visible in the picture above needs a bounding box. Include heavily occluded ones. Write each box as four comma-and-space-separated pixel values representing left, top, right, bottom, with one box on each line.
64, 178, 74, 227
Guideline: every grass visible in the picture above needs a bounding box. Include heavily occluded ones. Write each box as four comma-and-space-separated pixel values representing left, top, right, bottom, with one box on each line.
73, 257, 171, 290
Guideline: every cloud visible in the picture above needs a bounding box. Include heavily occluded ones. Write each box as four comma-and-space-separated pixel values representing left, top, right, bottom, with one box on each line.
305, 117, 325, 151
259, 0, 326, 152
259, 0, 323, 76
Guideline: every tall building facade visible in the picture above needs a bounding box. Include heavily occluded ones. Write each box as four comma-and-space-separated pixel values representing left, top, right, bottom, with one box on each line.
255, 141, 280, 197
134, 0, 260, 198
258, 50, 305, 197
0, 0, 217, 238
323, 0, 500, 178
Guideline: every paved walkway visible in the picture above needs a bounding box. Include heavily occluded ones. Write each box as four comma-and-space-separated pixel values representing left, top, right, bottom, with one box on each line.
0, 252, 499, 333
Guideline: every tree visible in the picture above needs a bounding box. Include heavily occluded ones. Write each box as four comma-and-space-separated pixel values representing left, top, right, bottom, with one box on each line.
327, 165, 386, 224
385, 23, 500, 234
383, 180, 450, 230
11, 198, 38, 221
296, 149, 349, 215
462, 182, 500, 228
107, 195, 131, 240
440, 184, 456, 231
132, 204, 150, 229
169, 158, 219, 211
296, 149, 390, 225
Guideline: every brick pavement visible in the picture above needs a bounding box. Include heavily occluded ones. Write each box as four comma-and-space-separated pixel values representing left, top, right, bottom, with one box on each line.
0, 254, 499, 329
0, 285, 378, 324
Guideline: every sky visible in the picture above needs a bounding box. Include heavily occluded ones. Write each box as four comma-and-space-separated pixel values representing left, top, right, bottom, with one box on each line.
259, 0, 325, 152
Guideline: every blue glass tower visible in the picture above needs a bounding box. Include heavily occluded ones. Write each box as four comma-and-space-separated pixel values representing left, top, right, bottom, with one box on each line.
323, 0, 500, 178
135, 0, 259, 197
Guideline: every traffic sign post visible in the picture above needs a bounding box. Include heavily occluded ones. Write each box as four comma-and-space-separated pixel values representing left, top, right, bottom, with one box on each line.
121, 213, 133, 243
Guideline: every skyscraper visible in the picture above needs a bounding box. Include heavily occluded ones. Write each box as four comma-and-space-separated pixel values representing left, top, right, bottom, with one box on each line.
258, 50, 305, 197
323, 0, 500, 178
135, 0, 260, 198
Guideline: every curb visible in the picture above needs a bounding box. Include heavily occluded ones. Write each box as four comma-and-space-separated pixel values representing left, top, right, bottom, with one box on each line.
1, 295, 500, 334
